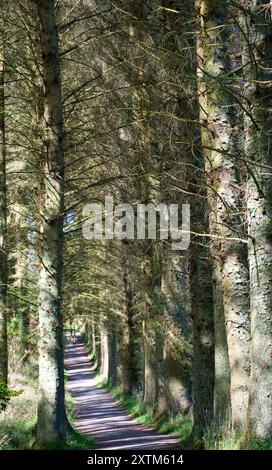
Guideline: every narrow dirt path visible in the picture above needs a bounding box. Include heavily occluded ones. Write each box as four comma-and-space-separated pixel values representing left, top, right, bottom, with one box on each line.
65, 336, 180, 450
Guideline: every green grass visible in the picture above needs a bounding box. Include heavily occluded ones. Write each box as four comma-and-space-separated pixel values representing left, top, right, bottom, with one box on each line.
0, 356, 38, 450
203, 428, 240, 450
157, 414, 192, 440
0, 354, 95, 450
182, 425, 272, 450
97, 376, 192, 443
41, 431, 94, 451
237, 433, 272, 451
248, 439, 272, 450
205, 434, 272, 451
97, 377, 272, 450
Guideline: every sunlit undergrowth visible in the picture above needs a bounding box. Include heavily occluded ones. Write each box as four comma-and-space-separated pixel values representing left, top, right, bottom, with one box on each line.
0, 355, 94, 450
180, 425, 272, 450
247, 439, 272, 451
41, 432, 95, 451
97, 377, 192, 443
98, 377, 272, 450
0, 355, 38, 450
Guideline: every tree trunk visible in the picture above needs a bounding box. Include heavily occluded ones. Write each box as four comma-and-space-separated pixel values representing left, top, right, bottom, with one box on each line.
126, 0, 162, 409
142, 235, 162, 408
161, 254, 192, 417
118, 243, 137, 396
91, 320, 98, 363
35, 0, 69, 443
108, 330, 117, 388
0, 35, 7, 384
143, 319, 159, 407
100, 322, 108, 380
213, 264, 231, 428
95, 324, 101, 371
19, 303, 30, 358
239, 0, 272, 441
196, 0, 251, 432
190, 246, 214, 440
100, 322, 116, 385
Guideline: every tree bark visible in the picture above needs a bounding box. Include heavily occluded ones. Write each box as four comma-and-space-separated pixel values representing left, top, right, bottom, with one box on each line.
0, 32, 7, 384
161, 254, 192, 417
118, 242, 137, 396
213, 265, 231, 428
142, 235, 162, 408
196, 0, 251, 431
128, 0, 162, 408
35, 0, 69, 443
239, 0, 272, 441
100, 322, 117, 386
190, 239, 215, 439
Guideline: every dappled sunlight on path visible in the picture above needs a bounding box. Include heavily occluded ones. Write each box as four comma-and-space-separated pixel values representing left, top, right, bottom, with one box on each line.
65, 336, 180, 450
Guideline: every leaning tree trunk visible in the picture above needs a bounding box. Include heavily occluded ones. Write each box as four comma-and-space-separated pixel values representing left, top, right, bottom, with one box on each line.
238, 0, 272, 441
35, 0, 69, 442
0, 34, 7, 384
196, 0, 251, 432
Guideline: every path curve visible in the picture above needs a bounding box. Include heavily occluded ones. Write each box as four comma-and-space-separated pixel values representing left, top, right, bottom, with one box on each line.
65, 336, 180, 450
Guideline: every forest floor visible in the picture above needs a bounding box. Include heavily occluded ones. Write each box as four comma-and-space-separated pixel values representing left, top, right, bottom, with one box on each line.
64, 336, 180, 450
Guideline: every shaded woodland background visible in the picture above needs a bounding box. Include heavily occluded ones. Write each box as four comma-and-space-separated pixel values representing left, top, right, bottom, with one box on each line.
0, 0, 272, 450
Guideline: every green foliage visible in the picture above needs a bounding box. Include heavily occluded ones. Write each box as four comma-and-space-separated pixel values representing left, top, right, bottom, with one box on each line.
202, 427, 239, 450
65, 386, 77, 424
0, 387, 37, 450
157, 414, 192, 441
7, 315, 20, 337
181, 426, 272, 450
41, 432, 95, 450
0, 356, 38, 449
0, 356, 95, 450
0, 380, 23, 412
248, 438, 272, 451
0, 417, 35, 450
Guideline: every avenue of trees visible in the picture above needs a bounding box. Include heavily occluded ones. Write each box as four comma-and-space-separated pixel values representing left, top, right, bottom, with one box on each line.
0, 0, 272, 449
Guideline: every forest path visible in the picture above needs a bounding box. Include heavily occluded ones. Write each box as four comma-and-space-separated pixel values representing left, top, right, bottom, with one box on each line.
64, 335, 180, 450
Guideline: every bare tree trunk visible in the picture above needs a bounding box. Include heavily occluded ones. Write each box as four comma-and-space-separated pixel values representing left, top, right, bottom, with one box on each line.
100, 322, 108, 380
196, 0, 251, 432
91, 319, 98, 363
95, 324, 101, 371
35, 0, 69, 442
161, 254, 192, 417
100, 322, 114, 384
143, 321, 159, 407
0, 33, 7, 384
118, 242, 137, 396
190, 237, 214, 440
213, 265, 231, 428
142, 235, 162, 408
18, 303, 30, 358
238, 0, 272, 441
108, 329, 117, 388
